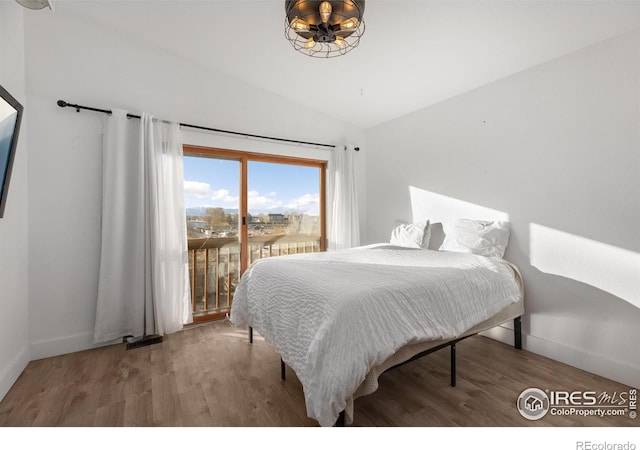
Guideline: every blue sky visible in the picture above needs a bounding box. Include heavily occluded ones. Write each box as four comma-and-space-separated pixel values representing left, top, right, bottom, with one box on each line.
183, 156, 320, 215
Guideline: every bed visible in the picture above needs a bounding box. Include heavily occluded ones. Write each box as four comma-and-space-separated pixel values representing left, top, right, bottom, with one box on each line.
230, 221, 524, 427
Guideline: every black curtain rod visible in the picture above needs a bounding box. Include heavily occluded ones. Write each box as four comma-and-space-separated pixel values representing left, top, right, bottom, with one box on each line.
56, 100, 359, 151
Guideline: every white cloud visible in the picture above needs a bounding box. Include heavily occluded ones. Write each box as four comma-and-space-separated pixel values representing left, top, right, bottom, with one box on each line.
184, 181, 211, 198
248, 190, 282, 210
184, 181, 238, 204
185, 183, 318, 214
210, 188, 238, 203
287, 193, 320, 215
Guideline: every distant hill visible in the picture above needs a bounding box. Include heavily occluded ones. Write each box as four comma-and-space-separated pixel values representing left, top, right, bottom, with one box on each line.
186, 206, 317, 216
186, 207, 238, 216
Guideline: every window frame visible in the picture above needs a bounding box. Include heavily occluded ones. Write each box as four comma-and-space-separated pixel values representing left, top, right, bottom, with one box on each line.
183, 145, 327, 321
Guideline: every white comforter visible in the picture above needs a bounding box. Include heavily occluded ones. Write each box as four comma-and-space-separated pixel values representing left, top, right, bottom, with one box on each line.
230, 244, 523, 427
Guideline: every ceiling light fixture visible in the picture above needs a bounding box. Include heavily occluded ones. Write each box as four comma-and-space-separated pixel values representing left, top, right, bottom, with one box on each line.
285, 0, 365, 58
15, 0, 54, 10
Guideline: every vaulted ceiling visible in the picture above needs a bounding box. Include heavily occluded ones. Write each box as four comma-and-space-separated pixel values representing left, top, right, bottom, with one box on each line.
58, 0, 640, 129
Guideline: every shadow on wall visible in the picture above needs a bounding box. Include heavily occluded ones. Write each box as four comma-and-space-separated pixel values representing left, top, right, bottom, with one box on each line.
409, 186, 640, 310
407, 185, 639, 385
520, 264, 639, 386
529, 223, 640, 310
409, 185, 509, 224
409, 185, 640, 311
409, 185, 512, 250
409, 185, 509, 250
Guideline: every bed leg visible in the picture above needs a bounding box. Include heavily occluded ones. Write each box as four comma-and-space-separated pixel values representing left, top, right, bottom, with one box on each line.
450, 342, 456, 387
249, 326, 253, 344
334, 410, 345, 427
514, 317, 522, 350
281, 358, 286, 381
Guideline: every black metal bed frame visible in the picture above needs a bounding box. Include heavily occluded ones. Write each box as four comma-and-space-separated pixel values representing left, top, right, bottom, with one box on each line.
248, 316, 522, 427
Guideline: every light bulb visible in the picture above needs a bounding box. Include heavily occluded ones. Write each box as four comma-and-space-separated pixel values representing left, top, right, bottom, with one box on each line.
290, 17, 310, 32
340, 17, 360, 31
304, 38, 317, 50
319, 1, 332, 23
334, 36, 346, 49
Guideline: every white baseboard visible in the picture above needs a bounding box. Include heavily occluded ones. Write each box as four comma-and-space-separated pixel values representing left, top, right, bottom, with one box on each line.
481, 325, 639, 388
30, 331, 120, 361
0, 345, 30, 402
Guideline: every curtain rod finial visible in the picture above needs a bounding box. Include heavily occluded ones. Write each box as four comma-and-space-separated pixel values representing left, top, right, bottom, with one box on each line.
57, 100, 67, 108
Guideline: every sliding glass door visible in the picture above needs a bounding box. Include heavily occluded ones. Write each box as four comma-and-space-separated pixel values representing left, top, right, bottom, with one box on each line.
183, 146, 326, 322
247, 160, 324, 264
183, 155, 241, 321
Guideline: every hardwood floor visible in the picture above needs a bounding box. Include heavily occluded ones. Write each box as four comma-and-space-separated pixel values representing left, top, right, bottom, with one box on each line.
0, 319, 636, 427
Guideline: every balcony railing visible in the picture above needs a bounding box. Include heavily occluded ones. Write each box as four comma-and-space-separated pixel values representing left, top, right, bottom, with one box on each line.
187, 234, 321, 320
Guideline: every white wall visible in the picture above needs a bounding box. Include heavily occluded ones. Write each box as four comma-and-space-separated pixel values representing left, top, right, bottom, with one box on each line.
23, 9, 365, 360
0, 2, 31, 400
365, 29, 640, 387
19, 2, 637, 396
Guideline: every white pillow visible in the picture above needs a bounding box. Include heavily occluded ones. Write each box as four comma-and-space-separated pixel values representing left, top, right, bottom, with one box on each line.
390, 220, 431, 249
439, 219, 510, 258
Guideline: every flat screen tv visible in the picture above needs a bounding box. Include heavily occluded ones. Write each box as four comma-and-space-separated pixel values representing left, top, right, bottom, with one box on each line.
0, 83, 23, 218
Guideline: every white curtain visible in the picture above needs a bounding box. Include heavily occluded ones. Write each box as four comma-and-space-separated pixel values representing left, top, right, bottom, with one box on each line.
94, 110, 192, 344
328, 144, 360, 250
141, 113, 192, 336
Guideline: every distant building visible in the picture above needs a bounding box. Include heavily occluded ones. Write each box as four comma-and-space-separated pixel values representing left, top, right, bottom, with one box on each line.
269, 213, 286, 224
188, 220, 207, 230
